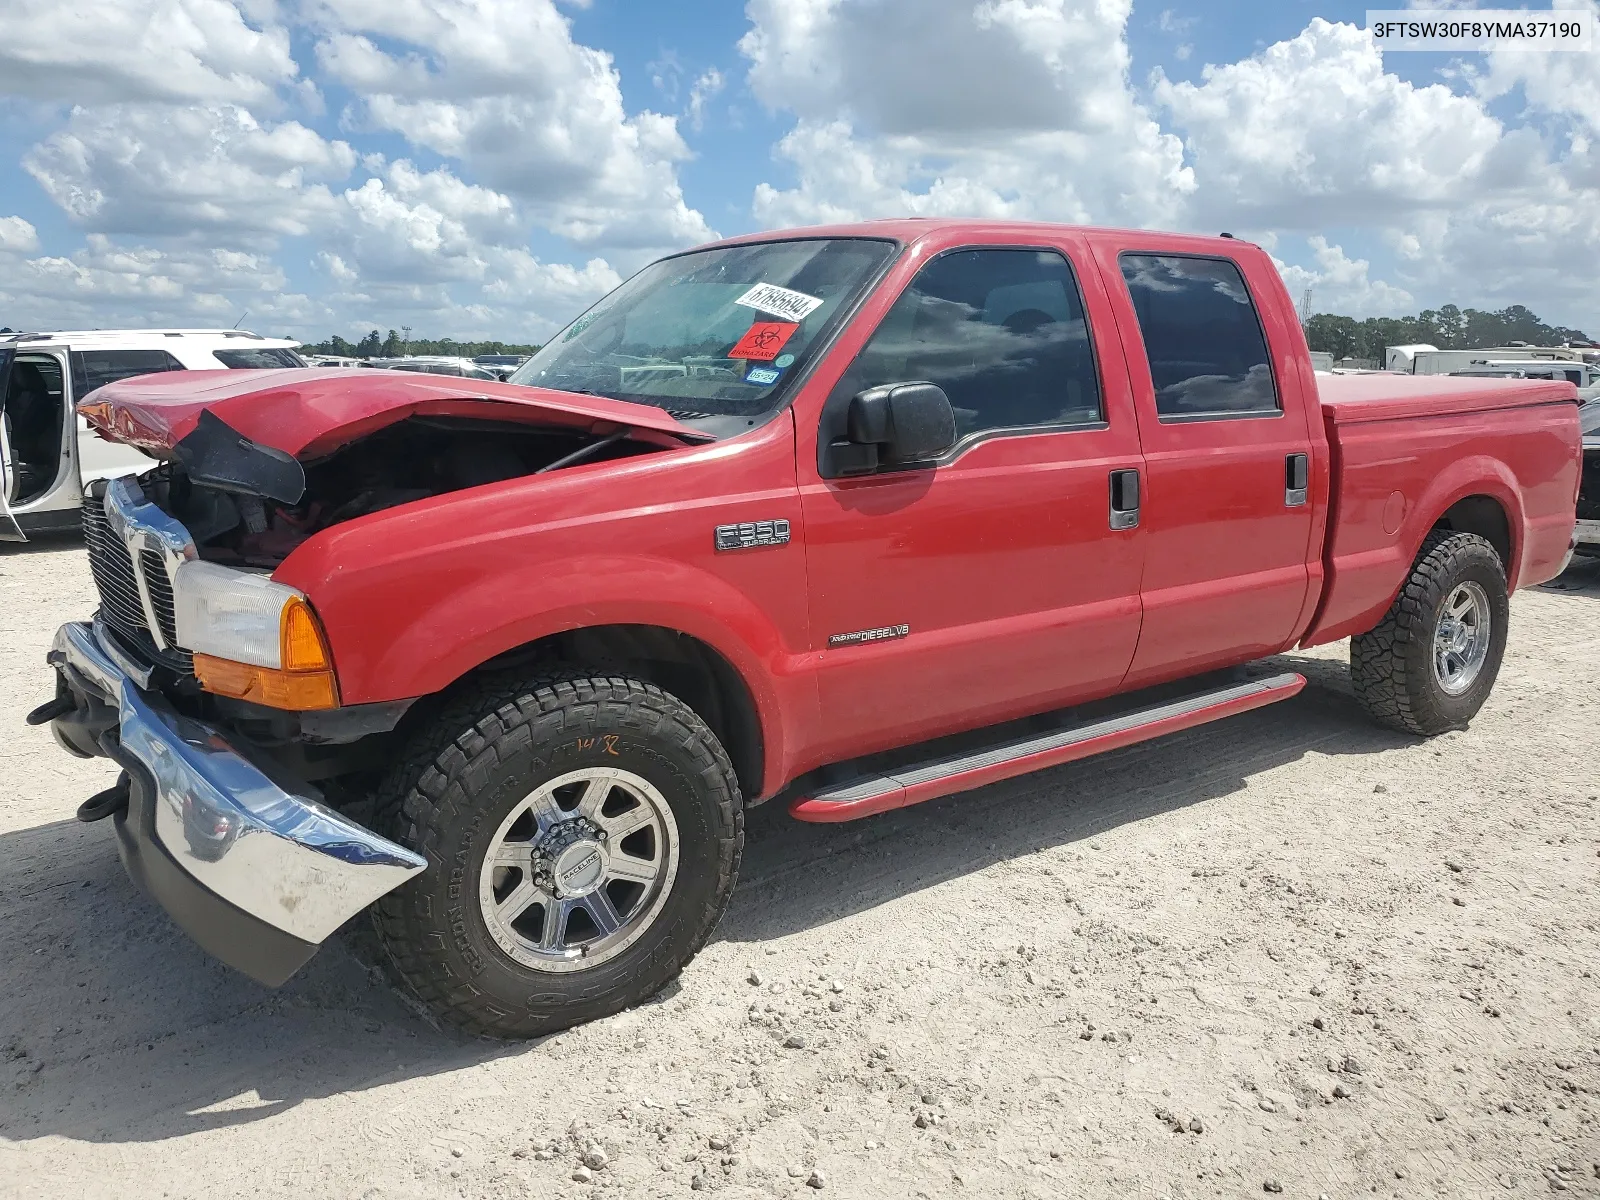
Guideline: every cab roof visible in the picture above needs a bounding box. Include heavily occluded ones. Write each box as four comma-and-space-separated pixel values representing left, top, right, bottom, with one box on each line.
695, 218, 1256, 256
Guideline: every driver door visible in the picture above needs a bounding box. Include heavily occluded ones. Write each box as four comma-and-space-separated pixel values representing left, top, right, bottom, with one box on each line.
795, 237, 1147, 765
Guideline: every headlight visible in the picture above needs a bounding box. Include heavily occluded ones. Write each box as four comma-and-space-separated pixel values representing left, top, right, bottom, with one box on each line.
173, 560, 340, 710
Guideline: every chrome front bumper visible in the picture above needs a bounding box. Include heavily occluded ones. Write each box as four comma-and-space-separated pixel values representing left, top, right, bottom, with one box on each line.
46, 620, 426, 982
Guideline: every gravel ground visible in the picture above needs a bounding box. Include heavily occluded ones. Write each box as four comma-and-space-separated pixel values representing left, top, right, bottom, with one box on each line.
1, 535, 1596, 1200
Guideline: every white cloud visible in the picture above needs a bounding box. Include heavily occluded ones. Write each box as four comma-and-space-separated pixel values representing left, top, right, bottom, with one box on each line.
23, 104, 356, 240
1151, 17, 1600, 321
1154, 19, 1513, 230
1273, 237, 1415, 317
0, 216, 40, 254
311, 0, 713, 256
741, 0, 1192, 229
687, 68, 725, 132
0, 0, 298, 106
0, 234, 326, 330
339, 162, 524, 283
1474, 0, 1600, 135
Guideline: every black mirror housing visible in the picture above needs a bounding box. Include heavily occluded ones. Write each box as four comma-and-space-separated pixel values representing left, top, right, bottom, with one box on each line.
844, 382, 956, 469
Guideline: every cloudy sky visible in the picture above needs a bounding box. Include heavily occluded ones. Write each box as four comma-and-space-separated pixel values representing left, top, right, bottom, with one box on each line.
0, 0, 1596, 342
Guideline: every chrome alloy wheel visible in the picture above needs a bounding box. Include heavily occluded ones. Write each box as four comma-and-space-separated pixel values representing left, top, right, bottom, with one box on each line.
478, 767, 680, 972
1432, 581, 1491, 696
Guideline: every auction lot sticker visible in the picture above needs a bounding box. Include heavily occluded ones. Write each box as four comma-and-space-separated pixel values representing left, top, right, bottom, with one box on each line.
735, 283, 825, 323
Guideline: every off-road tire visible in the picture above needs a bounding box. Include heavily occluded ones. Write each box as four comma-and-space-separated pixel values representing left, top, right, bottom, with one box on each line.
1350, 530, 1509, 736
371, 672, 743, 1039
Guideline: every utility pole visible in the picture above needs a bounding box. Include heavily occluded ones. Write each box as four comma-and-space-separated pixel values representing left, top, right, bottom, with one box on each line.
401, 326, 412, 355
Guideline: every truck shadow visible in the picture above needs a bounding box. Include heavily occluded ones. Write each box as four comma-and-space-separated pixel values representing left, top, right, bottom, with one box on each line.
0, 652, 1409, 1144
0, 529, 84, 556
1540, 553, 1600, 596
722, 652, 1406, 942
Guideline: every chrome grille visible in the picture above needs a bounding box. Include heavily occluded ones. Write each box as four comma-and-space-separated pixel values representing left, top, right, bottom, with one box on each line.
82, 489, 192, 674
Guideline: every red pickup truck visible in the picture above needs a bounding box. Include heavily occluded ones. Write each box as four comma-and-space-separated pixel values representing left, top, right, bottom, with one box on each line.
20, 220, 1581, 1039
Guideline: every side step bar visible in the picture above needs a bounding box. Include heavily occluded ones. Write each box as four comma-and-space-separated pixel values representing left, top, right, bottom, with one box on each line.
789, 671, 1306, 823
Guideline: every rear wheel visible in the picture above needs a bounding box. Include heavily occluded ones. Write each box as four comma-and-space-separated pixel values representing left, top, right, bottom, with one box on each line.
1350, 531, 1509, 736
371, 672, 743, 1039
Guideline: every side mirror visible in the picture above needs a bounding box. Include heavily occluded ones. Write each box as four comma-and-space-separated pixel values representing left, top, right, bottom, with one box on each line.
831, 382, 957, 475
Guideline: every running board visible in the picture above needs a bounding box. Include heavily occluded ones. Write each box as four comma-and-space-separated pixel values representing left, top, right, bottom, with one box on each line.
788, 671, 1306, 823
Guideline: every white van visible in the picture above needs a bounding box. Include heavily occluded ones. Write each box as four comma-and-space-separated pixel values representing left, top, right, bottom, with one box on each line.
1387, 343, 1587, 375
0, 329, 305, 540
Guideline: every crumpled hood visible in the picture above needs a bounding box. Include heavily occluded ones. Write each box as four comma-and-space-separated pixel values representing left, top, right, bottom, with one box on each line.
78, 368, 711, 460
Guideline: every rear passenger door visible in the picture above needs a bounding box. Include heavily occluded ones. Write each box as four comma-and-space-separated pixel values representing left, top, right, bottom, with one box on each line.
797, 237, 1146, 763
1093, 246, 1316, 687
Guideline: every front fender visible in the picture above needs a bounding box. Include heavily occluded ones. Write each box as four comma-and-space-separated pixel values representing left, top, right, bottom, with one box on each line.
274, 417, 814, 795
375, 552, 805, 779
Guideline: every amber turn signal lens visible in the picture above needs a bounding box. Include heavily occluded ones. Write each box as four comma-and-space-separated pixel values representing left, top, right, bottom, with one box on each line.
194, 655, 340, 711
281, 596, 333, 672
194, 596, 340, 711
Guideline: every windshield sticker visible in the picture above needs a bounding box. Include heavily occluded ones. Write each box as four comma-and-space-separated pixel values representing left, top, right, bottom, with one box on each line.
729, 321, 799, 362
562, 312, 599, 343
774, 353, 796, 368
744, 365, 782, 387
735, 283, 824, 324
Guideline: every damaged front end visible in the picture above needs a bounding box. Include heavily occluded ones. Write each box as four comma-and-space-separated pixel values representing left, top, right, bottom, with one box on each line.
153, 406, 660, 568
38, 372, 700, 984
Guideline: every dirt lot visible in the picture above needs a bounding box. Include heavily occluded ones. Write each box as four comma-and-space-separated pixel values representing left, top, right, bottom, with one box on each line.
0, 537, 1596, 1200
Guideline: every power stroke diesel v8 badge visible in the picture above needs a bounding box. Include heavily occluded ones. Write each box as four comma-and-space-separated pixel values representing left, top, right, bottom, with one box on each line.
714, 519, 791, 551
828, 624, 910, 648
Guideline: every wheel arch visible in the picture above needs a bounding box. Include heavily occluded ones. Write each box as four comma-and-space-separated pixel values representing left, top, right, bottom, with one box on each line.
410, 622, 769, 803
1428, 493, 1513, 580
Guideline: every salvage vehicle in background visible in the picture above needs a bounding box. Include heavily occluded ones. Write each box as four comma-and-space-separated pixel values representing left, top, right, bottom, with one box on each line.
1577, 399, 1600, 557
0, 329, 306, 539
19, 221, 1582, 1038
359, 355, 503, 381
1448, 360, 1600, 404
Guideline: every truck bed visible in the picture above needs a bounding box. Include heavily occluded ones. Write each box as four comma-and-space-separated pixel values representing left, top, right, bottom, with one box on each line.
1302, 373, 1581, 647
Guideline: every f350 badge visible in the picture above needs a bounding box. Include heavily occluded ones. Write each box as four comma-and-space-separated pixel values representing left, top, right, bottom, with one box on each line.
715, 519, 791, 551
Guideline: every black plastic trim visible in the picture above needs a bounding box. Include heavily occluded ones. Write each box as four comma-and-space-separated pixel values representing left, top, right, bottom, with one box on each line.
101, 732, 318, 988
1155, 408, 1285, 425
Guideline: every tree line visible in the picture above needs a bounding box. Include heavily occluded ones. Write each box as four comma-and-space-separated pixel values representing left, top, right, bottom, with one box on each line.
301, 330, 543, 358
1303, 304, 1593, 363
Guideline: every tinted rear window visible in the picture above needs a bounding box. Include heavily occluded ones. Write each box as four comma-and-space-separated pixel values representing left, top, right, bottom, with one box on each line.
70, 349, 185, 397
213, 348, 306, 369
1118, 254, 1279, 418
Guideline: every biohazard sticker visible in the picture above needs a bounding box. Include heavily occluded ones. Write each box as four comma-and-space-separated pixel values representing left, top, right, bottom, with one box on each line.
729, 321, 799, 361
734, 283, 824, 323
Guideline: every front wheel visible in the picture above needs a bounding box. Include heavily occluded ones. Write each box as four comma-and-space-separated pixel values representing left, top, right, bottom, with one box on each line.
1350, 530, 1510, 736
371, 673, 743, 1039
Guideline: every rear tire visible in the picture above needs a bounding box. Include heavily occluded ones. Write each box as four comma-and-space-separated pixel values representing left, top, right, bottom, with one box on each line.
371, 672, 743, 1039
1350, 531, 1509, 736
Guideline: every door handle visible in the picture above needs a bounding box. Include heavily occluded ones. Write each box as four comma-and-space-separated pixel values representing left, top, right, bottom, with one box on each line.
1109, 469, 1140, 530
1285, 453, 1309, 507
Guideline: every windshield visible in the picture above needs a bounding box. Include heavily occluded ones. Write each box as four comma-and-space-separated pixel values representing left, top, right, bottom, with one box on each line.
509, 238, 897, 418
